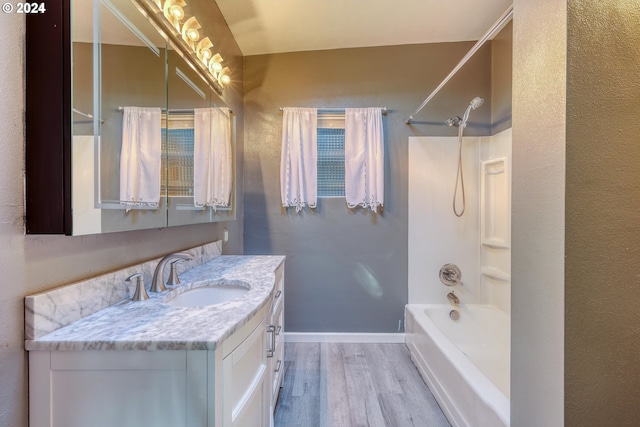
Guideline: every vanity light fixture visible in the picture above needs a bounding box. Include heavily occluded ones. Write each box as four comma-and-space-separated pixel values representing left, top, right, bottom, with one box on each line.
209, 53, 223, 73
136, 0, 232, 94
181, 16, 201, 47
218, 67, 231, 86
162, 0, 185, 31
196, 37, 213, 63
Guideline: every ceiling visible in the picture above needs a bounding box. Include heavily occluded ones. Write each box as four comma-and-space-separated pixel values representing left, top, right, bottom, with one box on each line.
215, 0, 513, 56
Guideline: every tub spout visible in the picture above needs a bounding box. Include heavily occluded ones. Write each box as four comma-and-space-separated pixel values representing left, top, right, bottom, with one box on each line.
447, 291, 460, 305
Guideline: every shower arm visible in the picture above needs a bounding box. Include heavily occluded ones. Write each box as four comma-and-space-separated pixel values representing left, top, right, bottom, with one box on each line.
405, 5, 513, 124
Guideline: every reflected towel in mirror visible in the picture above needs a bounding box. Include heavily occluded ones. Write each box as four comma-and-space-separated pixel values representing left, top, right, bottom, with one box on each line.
119, 106, 162, 211
193, 107, 232, 209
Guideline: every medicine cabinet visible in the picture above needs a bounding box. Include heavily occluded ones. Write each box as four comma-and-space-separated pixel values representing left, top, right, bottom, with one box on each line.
25, 0, 235, 235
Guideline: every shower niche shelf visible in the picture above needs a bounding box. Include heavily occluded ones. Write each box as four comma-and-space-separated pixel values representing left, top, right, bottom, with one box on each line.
481, 266, 511, 282
481, 157, 511, 249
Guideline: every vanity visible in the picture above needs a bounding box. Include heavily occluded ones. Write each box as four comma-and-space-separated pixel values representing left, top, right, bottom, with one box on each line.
25, 242, 285, 427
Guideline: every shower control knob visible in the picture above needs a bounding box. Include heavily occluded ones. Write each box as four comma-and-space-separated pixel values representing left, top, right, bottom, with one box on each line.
439, 264, 462, 287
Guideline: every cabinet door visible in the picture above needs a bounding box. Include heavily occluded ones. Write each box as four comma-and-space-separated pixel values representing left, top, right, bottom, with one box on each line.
222, 316, 269, 427
29, 350, 208, 427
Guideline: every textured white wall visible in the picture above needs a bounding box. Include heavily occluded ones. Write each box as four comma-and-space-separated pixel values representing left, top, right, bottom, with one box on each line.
511, 0, 566, 425
0, 12, 28, 427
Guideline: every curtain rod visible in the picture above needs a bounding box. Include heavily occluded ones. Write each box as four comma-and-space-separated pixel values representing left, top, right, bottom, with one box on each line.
279, 107, 387, 115
118, 106, 233, 114
405, 5, 513, 125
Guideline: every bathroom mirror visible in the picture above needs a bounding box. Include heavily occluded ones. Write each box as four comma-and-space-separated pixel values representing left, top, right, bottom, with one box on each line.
69, 0, 235, 235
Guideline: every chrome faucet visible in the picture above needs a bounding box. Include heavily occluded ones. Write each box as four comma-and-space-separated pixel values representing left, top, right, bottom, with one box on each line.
151, 251, 194, 292
447, 291, 460, 305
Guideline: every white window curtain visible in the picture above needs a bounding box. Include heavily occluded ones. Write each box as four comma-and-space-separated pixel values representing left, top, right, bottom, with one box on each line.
344, 107, 384, 212
280, 107, 318, 212
119, 106, 162, 211
193, 107, 232, 209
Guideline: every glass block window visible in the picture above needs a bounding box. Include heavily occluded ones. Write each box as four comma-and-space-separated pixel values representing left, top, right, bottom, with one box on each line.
161, 128, 194, 197
317, 127, 345, 197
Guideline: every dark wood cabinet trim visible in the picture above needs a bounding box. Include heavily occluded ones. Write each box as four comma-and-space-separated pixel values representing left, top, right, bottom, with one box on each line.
25, 0, 72, 234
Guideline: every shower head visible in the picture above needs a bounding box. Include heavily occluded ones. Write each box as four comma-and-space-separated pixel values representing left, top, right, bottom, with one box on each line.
469, 96, 484, 110
461, 96, 485, 127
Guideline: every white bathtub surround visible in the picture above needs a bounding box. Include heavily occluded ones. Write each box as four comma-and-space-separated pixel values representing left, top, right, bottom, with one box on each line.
25, 240, 223, 341
408, 136, 481, 304
405, 304, 510, 427
408, 128, 512, 310
25, 254, 285, 351
479, 127, 512, 313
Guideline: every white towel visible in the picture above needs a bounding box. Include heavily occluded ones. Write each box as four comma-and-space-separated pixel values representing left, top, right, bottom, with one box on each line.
344, 108, 384, 212
119, 107, 162, 211
193, 107, 232, 209
280, 107, 318, 212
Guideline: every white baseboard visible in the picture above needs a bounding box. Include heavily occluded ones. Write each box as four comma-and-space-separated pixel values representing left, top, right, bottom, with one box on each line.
284, 332, 406, 344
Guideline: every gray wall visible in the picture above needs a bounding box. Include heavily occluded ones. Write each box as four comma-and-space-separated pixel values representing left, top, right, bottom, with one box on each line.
565, 1, 640, 425
491, 21, 513, 134
0, 2, 243, 425
242, 42, 495, 333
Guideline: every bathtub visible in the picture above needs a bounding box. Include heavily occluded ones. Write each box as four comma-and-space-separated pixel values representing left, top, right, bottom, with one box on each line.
405, 304, 510, 427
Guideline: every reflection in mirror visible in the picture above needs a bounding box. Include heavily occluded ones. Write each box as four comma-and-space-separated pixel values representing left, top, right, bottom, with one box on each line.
70, 0, 235, 235
165, 47, 235, 227
72, 0, 167, 235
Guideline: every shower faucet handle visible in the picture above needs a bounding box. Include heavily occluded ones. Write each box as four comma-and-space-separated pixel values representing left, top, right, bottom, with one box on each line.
439, 264, 463, 287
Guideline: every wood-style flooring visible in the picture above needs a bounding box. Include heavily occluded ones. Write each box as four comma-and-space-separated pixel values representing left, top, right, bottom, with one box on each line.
274, 342, 450, 427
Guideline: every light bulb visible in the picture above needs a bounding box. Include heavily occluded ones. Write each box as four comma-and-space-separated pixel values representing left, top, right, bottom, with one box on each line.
201, 49, 212, 60
218, 67, 231, 86
181, 17, 201, 45
169, 5, 184, 20
186, 28, 199, 41
209, 53, 223, 74
210, 61, 222, 73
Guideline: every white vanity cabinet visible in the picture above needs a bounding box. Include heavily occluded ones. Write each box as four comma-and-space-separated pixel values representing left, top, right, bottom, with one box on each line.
267, 263, 285, 414
26, 255, 286, 427
28, 303, 273, 427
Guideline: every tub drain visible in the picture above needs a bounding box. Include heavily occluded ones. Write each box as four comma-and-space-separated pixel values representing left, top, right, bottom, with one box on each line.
449, 309, 460, 321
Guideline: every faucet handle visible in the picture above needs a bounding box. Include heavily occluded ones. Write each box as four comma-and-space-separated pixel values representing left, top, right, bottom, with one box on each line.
126, 273, 149, 301
167, 260, 184, 287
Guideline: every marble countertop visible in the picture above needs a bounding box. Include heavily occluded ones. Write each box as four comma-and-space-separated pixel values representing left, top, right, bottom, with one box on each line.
25, 255, 285, 352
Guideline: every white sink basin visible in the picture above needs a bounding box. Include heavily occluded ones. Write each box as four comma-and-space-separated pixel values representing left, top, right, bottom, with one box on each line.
166, 285, 249, 307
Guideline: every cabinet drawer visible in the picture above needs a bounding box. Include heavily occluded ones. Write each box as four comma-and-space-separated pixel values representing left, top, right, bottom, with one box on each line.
271, 263, 284, 315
